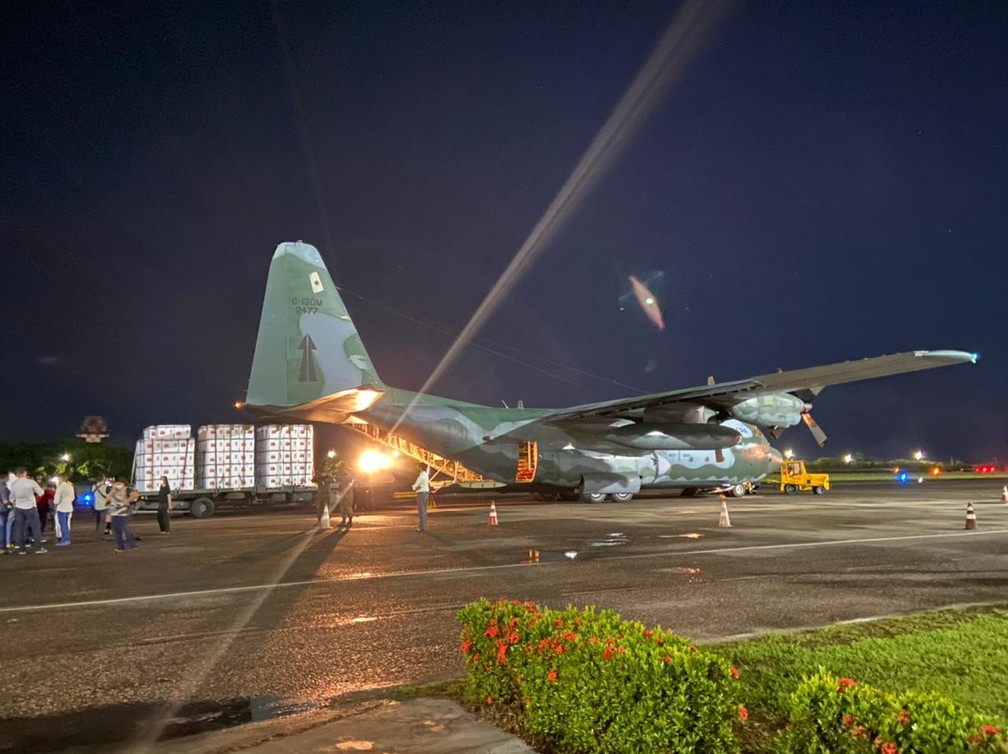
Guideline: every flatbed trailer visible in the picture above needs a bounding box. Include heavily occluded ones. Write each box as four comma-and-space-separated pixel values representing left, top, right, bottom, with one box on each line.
134, 486, 317, 518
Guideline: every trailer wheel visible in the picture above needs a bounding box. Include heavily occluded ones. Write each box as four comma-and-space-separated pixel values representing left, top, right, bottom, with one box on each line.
784, 484, 798, 495
812, 485, 826, 495
610, 492, 634, 503
189, 497, 215, 519
581, 492, 607, 503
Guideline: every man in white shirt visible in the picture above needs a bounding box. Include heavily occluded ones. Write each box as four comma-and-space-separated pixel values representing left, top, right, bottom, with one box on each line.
411, 464, 429, 532
54, 474, 75, 546
10, 468, 46, 554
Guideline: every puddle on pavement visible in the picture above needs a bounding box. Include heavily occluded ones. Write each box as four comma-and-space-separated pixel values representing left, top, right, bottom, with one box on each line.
520, 532, 631, 564
658, 532, 704, 540
159, 695, 317, 740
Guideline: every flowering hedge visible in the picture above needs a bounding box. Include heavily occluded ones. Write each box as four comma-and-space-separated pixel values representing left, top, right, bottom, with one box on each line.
771, 671, 1008, 753
457, 598, 743, 754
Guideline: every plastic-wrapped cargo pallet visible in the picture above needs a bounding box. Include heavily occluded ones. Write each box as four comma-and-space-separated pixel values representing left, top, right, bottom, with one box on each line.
197, 424, 255, 489
134, 425, 195, 492
255, 424, 314, 488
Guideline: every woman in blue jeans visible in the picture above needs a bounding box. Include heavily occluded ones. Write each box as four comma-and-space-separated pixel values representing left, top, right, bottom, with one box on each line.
107, 481, 138, 552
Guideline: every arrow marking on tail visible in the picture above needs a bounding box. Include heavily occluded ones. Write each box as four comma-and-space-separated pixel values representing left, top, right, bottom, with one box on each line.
298, 334, 318, 383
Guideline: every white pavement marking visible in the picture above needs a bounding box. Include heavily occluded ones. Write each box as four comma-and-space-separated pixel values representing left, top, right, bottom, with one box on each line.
2, 528, 1006, 615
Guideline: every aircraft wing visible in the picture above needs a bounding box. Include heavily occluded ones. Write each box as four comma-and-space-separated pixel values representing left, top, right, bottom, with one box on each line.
537, 350, 978, 423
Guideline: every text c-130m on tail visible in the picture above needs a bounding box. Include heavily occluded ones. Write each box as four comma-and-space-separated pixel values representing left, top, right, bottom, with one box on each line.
246, 242, 978, 501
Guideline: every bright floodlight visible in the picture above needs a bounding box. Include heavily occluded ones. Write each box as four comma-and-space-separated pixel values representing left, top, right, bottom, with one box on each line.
359, 449, 391, 474
913, 450, 924, 461
60, 453, 70, 462
326, 449, 337, 459
843, 453, 853, 464
784, 448, 794, 459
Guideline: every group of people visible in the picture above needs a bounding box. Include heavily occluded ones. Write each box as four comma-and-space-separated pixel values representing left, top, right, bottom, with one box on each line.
316, 463, 431, 533
0, 469, 174, 555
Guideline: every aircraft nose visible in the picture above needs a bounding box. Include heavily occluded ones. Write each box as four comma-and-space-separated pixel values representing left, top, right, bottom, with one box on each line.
769, 447, 784, 467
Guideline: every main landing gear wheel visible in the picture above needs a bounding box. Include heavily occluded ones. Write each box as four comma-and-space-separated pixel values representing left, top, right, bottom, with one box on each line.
728, 483, 746, 498
581, 492, 607, 503
784, 484, 798, 495
610, 492, 634, 503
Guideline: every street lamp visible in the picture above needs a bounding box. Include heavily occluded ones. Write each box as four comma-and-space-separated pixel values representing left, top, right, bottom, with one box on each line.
913, 450, 924, 461
326, 449, 337, 459
784, 448, 794, 459
843, 453, 853, 464
60, 453, 70, 462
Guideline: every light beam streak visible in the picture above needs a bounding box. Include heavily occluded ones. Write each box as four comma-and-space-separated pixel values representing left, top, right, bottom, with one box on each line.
394, 0, 731, 430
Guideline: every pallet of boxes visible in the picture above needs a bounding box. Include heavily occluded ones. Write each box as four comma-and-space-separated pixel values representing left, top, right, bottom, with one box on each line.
131, 423, 315, 518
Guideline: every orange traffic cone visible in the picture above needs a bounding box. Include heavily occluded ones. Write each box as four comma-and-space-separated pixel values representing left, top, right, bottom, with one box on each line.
964, 502, 976, 530
718, 501, 732, 528
1001, 485, 1007, 502
489, 502, 499, 526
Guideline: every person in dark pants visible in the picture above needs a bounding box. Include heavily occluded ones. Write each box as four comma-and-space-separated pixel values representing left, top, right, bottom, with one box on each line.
108, 481, 138, 552
338, 473, 355, 528
36, 481, 54, 534
92, 476, 112, 537
157, 476, 173, 534
411, 464, 429, 532
10, 468, 46, 554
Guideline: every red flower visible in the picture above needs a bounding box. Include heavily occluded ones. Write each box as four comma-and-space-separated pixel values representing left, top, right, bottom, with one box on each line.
970, 734, 985, 746
842, 714, 856, 727
554, 644, 564, 655
589, 637, 599, 645
547, 669, 558, 682
738, 706, 748, 723
485, 626, 499, 638
460, 640, 472, 654
878, 742, 898, 754
730, 665, 740, 680
896, 709, 911, 725
689, 645, 697, 653
662, 656, 672, 663
487, 696, 493, 704
852, 726, 868, 740
603, 647, 614, 661
644, 629, 654, 637
496, 642, 508, 664
553, 619, 564, 627
471, 653, 480, 663
980, 724, 1001, 736
563, 631, 577, 641
837, 677, 857, 694
508, 631, 520, 644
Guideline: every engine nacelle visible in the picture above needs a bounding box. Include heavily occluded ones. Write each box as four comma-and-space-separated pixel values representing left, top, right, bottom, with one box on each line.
729, 393, 805, 427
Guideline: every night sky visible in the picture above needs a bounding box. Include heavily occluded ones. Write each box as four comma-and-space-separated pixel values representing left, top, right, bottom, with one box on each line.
3, 1, 1006, 461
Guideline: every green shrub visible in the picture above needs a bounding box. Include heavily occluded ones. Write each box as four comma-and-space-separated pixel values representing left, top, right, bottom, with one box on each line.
457, 598, 744, 754
770, 671, 1008, 754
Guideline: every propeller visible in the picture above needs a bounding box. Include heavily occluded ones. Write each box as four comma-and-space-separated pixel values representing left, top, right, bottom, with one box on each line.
800, 409, 828, 447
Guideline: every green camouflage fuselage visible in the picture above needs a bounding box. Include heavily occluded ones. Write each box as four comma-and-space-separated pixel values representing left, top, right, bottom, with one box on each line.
361, 389, 775, 492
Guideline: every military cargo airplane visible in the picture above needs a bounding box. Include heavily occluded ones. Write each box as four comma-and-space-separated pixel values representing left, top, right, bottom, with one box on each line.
246, 241, 977, 501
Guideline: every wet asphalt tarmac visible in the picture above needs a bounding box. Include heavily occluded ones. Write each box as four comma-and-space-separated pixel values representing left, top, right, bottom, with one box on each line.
1, 479, 1006, 751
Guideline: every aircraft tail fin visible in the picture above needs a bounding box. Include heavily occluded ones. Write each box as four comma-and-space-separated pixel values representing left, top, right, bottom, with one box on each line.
247, 241, 385, 410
